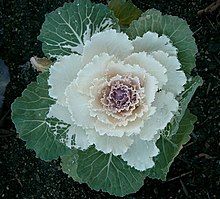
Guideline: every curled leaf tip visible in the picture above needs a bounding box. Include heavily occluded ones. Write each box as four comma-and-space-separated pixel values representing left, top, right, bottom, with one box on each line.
30, 56, 53, 72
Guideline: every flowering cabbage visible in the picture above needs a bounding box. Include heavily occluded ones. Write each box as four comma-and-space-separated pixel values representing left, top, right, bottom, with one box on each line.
47, 29, 186, 171
12, 0, 202, 196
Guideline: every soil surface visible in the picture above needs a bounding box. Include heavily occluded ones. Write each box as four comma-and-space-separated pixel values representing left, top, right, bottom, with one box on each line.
0, 0, 219, 198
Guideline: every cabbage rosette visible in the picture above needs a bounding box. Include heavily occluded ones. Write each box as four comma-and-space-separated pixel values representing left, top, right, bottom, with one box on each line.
12, 0, 202, 196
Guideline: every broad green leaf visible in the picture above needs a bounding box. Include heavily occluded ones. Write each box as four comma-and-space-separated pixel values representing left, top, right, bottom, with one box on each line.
144, 76, 203, 180
170, 76, 203, 135
11, 71, 71, 161
126, 9, 198, 75
108, 0, 142, 28
61, 150, 82, 183
38, 0, 119, 58
77, 147, 145, 197
145, 110, 196, 180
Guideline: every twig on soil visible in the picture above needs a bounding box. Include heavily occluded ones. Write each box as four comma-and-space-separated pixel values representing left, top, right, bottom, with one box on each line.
0, 129, 15, 137
206, 191, 211, 199
180, 179, 189, 197
196, 153, 216, 159
193, 26, 202, 35
198, 0, 220, 15
166, 171, 192, 182
206, 82, 212, 95
184, 141, 194, 148
9, 174, 23, 188
213, 55, 220, 65
0, 109, 10, 127
14, 174, 23, 187
206, 16, 218, 30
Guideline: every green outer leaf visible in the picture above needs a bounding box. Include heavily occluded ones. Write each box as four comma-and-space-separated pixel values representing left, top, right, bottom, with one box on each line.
108, 0, 142, 28
145, 110, 196, 180
77, 147, 145, 197
61, 150, 82, 183
171, 76, 203, 134
126, 9, 197, 75
11, 71, 71, 161
38, 0, 119, 58
144, 76, 203, 180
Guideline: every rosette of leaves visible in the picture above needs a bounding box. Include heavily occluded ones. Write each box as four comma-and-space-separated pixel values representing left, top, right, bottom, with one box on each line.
11, 0, 202, 196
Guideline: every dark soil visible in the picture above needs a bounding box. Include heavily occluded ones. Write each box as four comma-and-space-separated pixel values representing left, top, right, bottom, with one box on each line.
0, 0, 219, 198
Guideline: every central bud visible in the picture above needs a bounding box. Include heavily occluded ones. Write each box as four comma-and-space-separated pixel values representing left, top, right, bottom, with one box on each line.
100, 75, 143, 114
112, 87, 127, 101
108, 82, 134, 111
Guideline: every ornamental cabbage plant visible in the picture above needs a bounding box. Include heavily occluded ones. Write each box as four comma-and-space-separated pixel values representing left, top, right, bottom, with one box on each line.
12, 0, 203, 196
